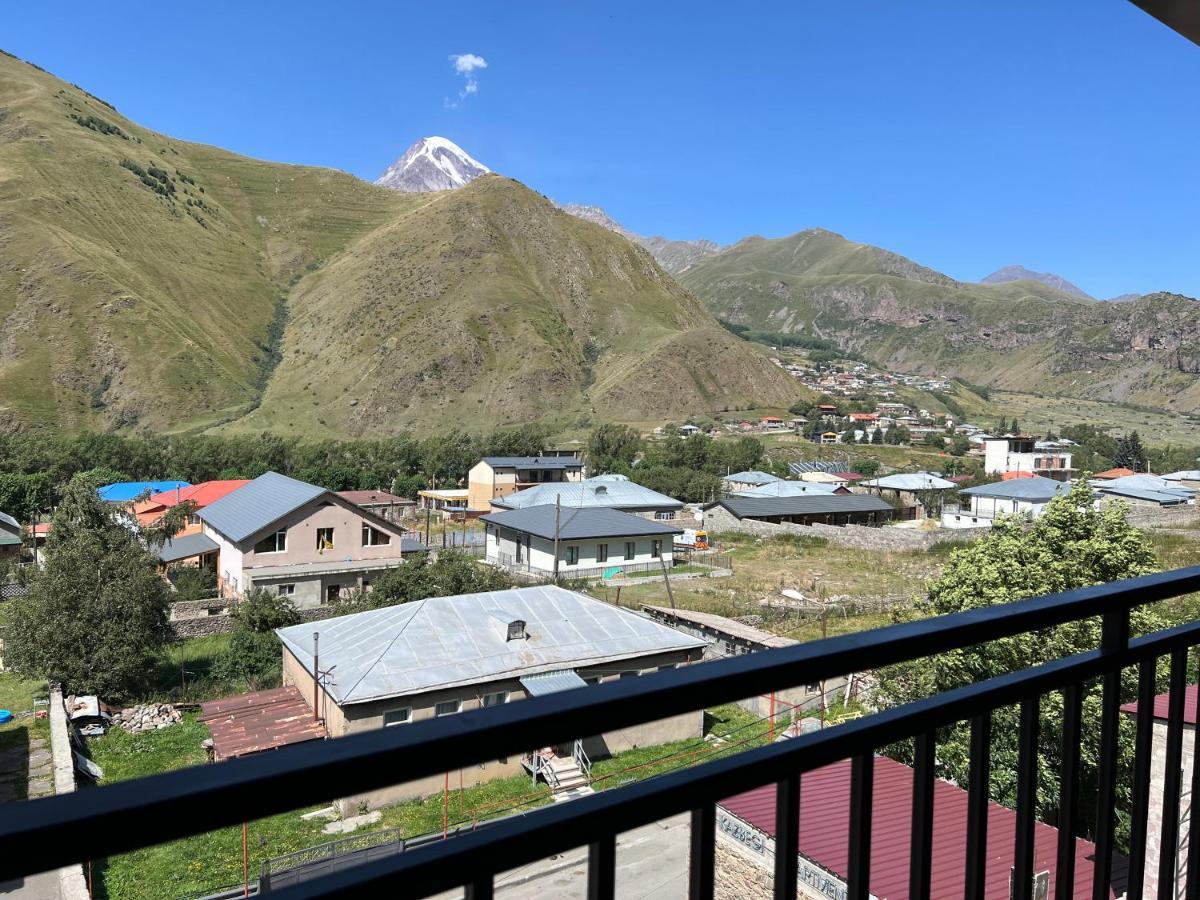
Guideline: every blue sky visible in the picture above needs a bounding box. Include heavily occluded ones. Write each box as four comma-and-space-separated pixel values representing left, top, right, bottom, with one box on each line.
6, 1, 1199, 298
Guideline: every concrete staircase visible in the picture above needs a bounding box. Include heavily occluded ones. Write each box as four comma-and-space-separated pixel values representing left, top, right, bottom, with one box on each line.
545, 756, 591, 794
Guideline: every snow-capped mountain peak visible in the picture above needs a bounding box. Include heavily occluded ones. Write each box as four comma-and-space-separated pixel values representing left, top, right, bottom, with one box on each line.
375, 137, 490, 193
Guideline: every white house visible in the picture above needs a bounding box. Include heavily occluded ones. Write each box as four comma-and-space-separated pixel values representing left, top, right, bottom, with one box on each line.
489, 475, 684, 521
983, 437, 1074, 480
943, 475, 1070, 528
481, 505, 680, 578
722, 471, 782, 493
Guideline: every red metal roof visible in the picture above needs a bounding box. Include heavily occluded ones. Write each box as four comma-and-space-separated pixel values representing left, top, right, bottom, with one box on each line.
1121, 682, 1198, 725
199, 686, 326, 760
1000, 471, 1036, 480
719, 755, 1119, 900
147, 479, 250, 510
1093, 468, 1136, 481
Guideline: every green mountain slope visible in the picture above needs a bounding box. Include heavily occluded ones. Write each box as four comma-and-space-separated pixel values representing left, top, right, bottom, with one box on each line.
0, 52, 801, 435
680, 229, 1200, 413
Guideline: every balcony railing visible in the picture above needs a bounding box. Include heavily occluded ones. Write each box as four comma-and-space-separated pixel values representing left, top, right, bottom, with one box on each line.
4, 565, 1200, 899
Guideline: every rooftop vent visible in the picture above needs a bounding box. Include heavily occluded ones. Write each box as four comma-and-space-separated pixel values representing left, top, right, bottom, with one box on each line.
593, 485, 608, 495
507, 619, 527, 642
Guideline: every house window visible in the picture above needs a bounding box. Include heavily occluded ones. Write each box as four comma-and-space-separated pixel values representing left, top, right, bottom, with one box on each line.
254, 530, 287, 554
596, 543, 608, 563
805, 683, 821, 693
277, 584, 296, 597
482, 691, 508, 708
361, 524, 391, 546
383, 708, 411, 727
654, 511, 674, 521
316, 527, 335, 551
187, 514, 201, 526
620, 671, 639, 680
651, 539, 662, 558
435, 700, 461, 717
624, 541, 636, 560
565, 546, 579, 565
584, 676, 601, 686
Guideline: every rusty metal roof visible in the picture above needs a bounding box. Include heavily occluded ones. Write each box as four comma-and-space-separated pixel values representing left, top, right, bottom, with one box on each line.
1122, 682, 1199, 725
198, 686, 326, 760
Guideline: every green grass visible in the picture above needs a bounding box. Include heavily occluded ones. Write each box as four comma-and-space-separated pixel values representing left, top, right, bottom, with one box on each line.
0, 671, 50, 753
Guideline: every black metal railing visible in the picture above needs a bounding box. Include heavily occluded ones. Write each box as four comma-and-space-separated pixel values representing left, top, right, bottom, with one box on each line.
4, 565, 1200, 899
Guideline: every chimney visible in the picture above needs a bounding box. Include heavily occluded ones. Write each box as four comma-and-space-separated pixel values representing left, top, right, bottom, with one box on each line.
507, 619, 527, 642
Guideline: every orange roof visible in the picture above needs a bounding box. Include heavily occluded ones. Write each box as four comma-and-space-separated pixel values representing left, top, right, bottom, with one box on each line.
1092, 467, 1135, 480
146, 479, 251, 510
1000, 471, 1036, 480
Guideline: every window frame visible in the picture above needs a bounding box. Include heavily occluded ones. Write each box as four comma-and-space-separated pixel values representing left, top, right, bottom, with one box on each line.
276, 584, 296, 597
624, 541, 636, 561
254, 529, 288, 554
435, 699, 462, 717
481, 691, 508, 708
651, 539, 662, 558
361, 523, 392, 547
383, 708, 412, 727
596, 543, 608, 563
565, 545, 579, 566
316, 527, 335, 551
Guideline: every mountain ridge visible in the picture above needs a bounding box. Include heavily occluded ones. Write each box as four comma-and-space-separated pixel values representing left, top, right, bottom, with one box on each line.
981, 264, 1093, 299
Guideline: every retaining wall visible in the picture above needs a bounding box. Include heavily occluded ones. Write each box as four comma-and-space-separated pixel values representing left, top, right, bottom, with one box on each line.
170, 601, 343, 638
706, 507, 987, 552
48, 684, 92, 900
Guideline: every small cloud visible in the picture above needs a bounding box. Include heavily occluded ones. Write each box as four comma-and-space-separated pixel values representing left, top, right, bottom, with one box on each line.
446, 53, 488, 108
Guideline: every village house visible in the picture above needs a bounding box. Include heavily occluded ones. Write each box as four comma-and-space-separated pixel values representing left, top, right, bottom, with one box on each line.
859, 471, 958, 518
133, 480, 250, 534
1091, 473, 1196, 508
336, 489, 415, 523
711, 755, 1109, 900
1163, 470, 1200, 489
489, 474, 685, 521
198, 471, 423, 607
466, 455, 584, 512
416, 487, 469, 518
739, 481, 849, 498
983, 436, 1075, 480
276, 585, 706, 811
943, 474, 1070, 527
480, 505, 680, 578
722, 471, 782, 493
0, 510, 21, 562
702, 494, 894, 530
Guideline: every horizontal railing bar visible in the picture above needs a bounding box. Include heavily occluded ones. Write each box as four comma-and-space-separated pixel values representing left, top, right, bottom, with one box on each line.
3, 565, 1200, 881
236, 619, 1200, 900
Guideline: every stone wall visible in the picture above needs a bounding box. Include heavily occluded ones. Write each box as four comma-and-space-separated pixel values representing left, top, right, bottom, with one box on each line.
1140, 719, 1194, 898
48, 685, 93, 900
169, 599, 343, 638
705, 506, 987, 552
1126, 503, 1200, 529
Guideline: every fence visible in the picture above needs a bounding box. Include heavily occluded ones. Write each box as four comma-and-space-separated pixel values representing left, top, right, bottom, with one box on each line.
5, 564, 1200, 900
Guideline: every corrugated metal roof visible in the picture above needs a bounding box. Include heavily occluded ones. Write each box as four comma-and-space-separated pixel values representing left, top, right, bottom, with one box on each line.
0, 510, 19, 532
642, 606, 796, 649
860, 472, 958, 491
519, 669, 588, 696
481, 505, 681, 540
276, 585, 706, 705
1121, 682, 1199, 725
0, 532, 20, 546
719, 755, 1114, 900
98, 480, 191, 503
724, 471, 781, 485
1163, 470, 1200, 482
959, 475, 1069, 502
1097, 474, 1195, 498
787, 461, 842, 475
198, 472, 326, 543
480, 456, 582, 469
198, 686, 326, 760
337, 490, 414, 506
713, 494, 894, 519
146, 480, 250, 510
156, 532, 219, 563
1097, 486, 1189, 506
740, 481, 840, 498
491, 478, 683, 512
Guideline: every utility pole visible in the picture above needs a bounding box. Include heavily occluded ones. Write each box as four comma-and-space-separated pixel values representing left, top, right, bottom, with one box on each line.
311, 632, 320, 724
552, 496, 561, 582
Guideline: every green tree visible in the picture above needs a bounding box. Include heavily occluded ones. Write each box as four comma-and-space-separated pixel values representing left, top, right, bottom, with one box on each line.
855, 459, 881, 479
870, 429, 883, 445
875, 482, 1165, 844
231, 587, 300, 633
5, 473, 172, 697
347, 551, 511, 612
1114, 431, 1148, 473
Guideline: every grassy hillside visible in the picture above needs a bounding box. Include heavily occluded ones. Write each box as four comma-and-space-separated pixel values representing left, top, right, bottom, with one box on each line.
680, 229, 1200, 413
0, 51, 801, 436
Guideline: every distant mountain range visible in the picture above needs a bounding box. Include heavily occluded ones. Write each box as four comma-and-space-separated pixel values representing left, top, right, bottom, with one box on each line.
980, 265, 1093, 299
0, 56, 800, 435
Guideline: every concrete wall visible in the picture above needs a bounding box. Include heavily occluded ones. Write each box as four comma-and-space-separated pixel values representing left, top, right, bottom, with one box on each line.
704, 506, 987, 551
48, 685, 94, 900
1140, 719, 1194, 898
240, 496, 407, 569
281, 645, 703, 813
485, 526, 674, 575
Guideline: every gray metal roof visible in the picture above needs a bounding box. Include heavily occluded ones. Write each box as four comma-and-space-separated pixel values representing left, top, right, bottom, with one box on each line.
198, 472, 326, 543
519, 669, 588, 697
156, 532, 219, 563
713, 494, 894, 519
0, 510, 19, 533
958, 476, 1069, 502
491, 477, 683, 512
1096, 474, 1195, 498
1163, 470, 1200, 482
481, 505, 681, 540
723, 471, 781, 486
276, 585, 706, 705
740, 481, 839, 498
479, 456, 582, 469
787, 461, 843, 475
1096, 486, 1189, 506
860, 472, 958, 491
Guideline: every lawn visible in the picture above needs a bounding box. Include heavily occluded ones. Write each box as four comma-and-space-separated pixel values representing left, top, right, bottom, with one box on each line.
0, 670, 50, 766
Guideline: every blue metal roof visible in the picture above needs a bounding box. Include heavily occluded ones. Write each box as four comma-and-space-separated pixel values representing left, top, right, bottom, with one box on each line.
519, 669, 588, 697
98, 480, 191, 503
491, 477, 682, 512
959, 476, 1069, 502
156, 532, 220, 564
480, 456, 582, 470
197, 472, 326, 543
